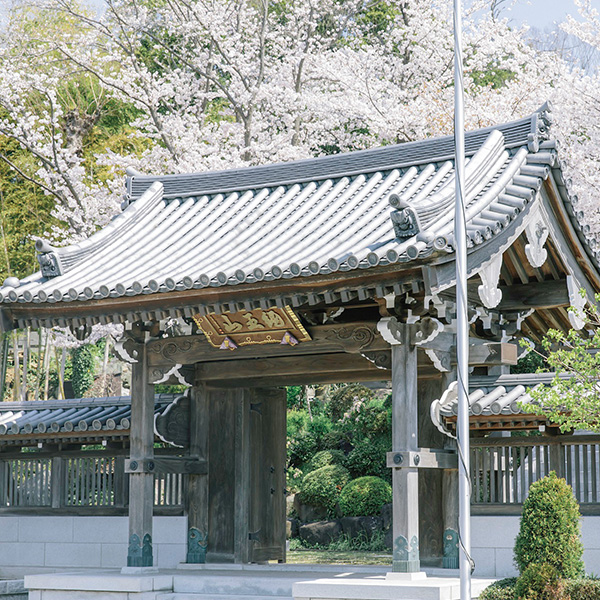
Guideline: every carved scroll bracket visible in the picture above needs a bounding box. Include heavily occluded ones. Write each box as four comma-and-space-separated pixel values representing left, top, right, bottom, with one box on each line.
114, 338, 140, 364
567, 275, 587, 330
477, 254, 503, 309
524, 219, 549, 268
377, 316, 444, 348
361, 350, 391, 370
149, 363, 194, 386
424, 348, 451, 372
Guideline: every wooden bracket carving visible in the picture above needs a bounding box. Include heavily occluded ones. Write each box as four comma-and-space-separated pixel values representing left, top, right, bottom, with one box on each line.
155, 394, 190, 448
325, 324, 378, 352
113, 338, 140, 363
567, 275, 586, 330
524, 219, 549, 268
361, 350, 392, 370
477, 254, 503, 309
424, 348, 451, 372
378, 316, 444, 348
149, 363, 194, 386
411, 317, 444, 346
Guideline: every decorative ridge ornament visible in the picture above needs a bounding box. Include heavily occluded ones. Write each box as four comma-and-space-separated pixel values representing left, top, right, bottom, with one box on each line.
35, 239, 63, 278
389, 194, 422, 240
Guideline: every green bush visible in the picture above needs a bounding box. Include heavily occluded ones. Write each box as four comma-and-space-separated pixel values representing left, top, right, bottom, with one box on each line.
514, 472, 584, 578
344, 437, 390, 482
306, 449, 346, 473
564, 578, 600, 600
72, 345, 95, 397
515, 563, 562, 600
299, 464, 350, 517
338, 476, 392, 517
287, 411, 334, 469
479, 578, 517, 600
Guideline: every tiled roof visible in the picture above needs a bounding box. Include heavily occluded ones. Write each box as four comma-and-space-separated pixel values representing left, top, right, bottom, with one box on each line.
0, 395, 176, 438
430, 373, 572, 433
1, 104, 596, 327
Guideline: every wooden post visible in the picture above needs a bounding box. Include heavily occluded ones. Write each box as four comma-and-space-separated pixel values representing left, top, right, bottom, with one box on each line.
549, 440, 564, 478
127, 343, 155, 568
51, 456, 65, 509
186, 382, 209, 563
390, 324, 420, 573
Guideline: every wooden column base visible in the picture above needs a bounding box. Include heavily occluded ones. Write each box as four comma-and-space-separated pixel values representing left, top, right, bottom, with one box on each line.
391, 467, 420, 573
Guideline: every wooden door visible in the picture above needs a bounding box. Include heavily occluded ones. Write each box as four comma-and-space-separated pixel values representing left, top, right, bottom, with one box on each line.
248, 387, 286, 563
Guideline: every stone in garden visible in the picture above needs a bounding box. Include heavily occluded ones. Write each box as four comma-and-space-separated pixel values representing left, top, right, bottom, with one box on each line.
299, 520, 342, 546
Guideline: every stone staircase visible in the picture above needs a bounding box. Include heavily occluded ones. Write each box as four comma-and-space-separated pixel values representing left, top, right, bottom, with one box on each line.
156, 565, 387, 600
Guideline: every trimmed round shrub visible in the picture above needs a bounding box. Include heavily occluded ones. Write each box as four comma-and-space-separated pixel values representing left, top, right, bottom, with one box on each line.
299, 465, 350, 517
479, 578, 517, 600
514, 471, 584, 578
338, 476, 392, 517
306, 449, 346, 473
514, 563, 562, 600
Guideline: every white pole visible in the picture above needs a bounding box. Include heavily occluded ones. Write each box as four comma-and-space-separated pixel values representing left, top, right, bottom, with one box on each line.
453, 1, 471, 599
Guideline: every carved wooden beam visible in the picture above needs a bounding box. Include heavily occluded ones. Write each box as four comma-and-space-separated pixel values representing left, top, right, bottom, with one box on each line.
147, 322, 387, 366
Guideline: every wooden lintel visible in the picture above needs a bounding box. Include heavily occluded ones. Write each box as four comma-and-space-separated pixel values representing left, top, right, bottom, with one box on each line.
125, 457, 207, 475
197, 352, 380, 381
147, 321, 388, 366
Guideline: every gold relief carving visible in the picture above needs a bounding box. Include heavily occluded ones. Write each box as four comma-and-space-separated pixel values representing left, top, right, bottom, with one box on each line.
193, 306, 310, 348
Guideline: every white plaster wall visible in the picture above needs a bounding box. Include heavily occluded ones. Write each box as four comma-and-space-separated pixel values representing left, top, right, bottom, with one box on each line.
0, 516, 187, 578
472, 516, 600, 578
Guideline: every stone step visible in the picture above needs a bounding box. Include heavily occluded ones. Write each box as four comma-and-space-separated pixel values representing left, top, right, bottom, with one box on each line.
157, 595, 291, 600
172, 573, 311, 597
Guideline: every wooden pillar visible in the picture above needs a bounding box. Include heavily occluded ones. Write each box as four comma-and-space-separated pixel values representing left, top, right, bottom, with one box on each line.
127, 343, 155, 567
441, 369, 459, 569
390, 324, 420, 573
186, 382, 209, 563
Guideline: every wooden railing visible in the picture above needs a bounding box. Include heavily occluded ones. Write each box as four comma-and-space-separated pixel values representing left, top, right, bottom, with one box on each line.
0, 450, 185, 514
471, 435, 600, 512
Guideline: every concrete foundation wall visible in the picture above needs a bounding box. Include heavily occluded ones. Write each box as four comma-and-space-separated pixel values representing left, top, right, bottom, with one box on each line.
0, 516, 187, 578
472, 516, 600, 578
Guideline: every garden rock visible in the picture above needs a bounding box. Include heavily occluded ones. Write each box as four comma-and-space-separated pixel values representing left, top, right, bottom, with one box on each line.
293, 494, 328, 522
340, 516, 383, 540
287, 518, 300, 539
384, 527, 393, 550
380, 503, 392, 529
299, 520, 342, 547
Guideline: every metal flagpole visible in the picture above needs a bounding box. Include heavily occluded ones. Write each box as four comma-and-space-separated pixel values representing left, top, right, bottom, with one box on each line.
453, 1, 471, 599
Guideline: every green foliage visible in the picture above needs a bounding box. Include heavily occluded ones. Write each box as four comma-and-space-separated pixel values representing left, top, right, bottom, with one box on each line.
338, 476, 392, 517
511, 348, 547, 375
327, 383, 373, 421
71, 345, 95, 397
293, 529, 388, 552
344, 436, 390, 482
524, 295, 600, 432
514, 563, 562, 600
563, 578, 600, 600
305, 449, 346, 473
514, 472, 584, 578
287, 386, 306, 410
154, 384, 188, 394
287, 410, 334, 469
298, 464, 350, 517
479, 578, 518, 600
